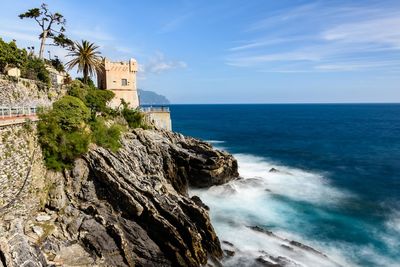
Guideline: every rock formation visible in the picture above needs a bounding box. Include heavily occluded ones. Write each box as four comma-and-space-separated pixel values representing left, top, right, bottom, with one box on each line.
0, 128, 238, 267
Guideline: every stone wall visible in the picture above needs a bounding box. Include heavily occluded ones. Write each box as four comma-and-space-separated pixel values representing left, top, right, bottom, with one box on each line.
0, 76, 65, 107
0, 123, 48, 218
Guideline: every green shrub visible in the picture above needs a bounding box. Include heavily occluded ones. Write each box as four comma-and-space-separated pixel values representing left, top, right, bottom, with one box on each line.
120, 99, 147, 129
85, 89, 114, 115
67, 80, 115, 117
52, 95, 91, 131
67, 80, 88, 101
50, 58, 65, 72
37, 96, 91, 170
21, 56, 50, 84
0, 38, 27, 72
90, 118, 124, 152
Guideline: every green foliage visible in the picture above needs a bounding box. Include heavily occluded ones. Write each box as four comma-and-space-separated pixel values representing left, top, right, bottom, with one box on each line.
121, 99, 147, 129
21, 56, 50, 84
37, 96, 91, 170
90, 118, 124, 152
19, 3, 73, 58
49, 58, 65, 72
67, 79, 115, 116
67, 80, 88, 100
51, 95, 91, 131
38, 86, 123, 170
76, 77, 96, 88
85, 89, 114, 115
0, 38, 27, 72
66, 40, 102, 84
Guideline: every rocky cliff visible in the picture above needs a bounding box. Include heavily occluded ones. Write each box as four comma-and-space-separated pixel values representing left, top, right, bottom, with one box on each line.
0, 128, 238, 267
0, 76, 63, 107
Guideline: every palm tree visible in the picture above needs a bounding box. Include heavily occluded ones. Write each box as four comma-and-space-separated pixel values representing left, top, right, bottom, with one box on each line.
66, 40, 102, 84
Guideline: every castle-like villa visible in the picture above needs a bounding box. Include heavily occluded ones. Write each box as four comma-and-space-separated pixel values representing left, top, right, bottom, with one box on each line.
97, 58, 140, 109
97, 58, 172, 130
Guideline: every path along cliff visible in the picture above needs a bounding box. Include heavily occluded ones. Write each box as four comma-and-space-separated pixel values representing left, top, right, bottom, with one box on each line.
0, 128, 239, 267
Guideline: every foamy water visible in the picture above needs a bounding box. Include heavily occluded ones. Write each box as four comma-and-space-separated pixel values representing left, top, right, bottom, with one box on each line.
190, 150, 400, 267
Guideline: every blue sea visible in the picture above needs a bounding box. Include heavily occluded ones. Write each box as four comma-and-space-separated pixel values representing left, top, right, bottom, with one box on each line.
170, 104, 400, 267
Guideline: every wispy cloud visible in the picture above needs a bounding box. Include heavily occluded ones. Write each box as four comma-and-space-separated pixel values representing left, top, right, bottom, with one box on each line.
71, 26, 114, 42
322, 16, 400, 49
140, 52, 187, 75
159, 13, 192, 33
227, 2, 400, 73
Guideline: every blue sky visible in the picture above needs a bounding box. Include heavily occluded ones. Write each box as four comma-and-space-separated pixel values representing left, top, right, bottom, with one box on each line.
1, 0, 399, 103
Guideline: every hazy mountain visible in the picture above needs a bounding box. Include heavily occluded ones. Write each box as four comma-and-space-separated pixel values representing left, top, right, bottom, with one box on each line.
138, 89, 170, 105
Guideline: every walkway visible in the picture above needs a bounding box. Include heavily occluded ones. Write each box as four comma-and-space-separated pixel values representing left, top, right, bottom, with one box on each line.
0, 107, 38, 127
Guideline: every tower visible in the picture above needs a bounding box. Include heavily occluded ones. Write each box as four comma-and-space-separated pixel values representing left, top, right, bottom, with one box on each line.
97, 58, 140, 109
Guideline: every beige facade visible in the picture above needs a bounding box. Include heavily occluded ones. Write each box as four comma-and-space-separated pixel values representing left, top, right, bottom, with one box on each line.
141, 107, 172, 131
46, 66, 66, 86
97, 58, 139, 109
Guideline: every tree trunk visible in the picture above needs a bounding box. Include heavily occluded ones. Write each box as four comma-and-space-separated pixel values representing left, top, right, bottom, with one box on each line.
83, 65, 88, 84
39, 30, 48, 59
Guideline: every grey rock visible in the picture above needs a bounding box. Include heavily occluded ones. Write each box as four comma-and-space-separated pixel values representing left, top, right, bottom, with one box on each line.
35, 214, 51, 222
0, 128, 239, 267
31, 226, 43, 237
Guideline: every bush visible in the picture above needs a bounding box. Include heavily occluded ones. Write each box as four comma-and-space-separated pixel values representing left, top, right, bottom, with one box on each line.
0, 38, 27, 72
37, 96, 91, 170
90, 118, 124, 152
120, 99, 147, 129
85, 89, 114, 116
52, 95, 91, 131
21, 56, 51, 84
67, 80, 115, 117
50, 58, 65, 72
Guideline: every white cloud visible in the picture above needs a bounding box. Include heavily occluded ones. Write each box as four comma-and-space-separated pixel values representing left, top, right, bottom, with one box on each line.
141, 52, 187, 74
226, 2, 400, 73
322, 16, 400, 49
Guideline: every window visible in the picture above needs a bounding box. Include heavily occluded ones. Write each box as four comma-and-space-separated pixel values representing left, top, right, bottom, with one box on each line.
121, 79, 128, 86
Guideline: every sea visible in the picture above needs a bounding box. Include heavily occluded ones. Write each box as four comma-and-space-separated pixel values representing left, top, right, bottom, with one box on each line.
170, 104, 400, 267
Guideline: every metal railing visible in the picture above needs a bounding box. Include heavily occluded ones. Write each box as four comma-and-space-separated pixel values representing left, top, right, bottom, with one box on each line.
140, 106, 170, 113
0, 106, 38, 119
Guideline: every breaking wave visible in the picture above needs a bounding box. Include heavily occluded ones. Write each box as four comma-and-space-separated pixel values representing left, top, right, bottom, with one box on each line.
190, 152, 400, 267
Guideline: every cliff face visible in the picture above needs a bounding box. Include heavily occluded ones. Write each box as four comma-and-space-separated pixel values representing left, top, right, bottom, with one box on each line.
0, 129, 238, 267
0, 77, 63, 107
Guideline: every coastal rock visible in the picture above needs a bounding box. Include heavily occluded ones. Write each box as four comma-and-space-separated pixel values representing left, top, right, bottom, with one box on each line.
0, 128, 239, 267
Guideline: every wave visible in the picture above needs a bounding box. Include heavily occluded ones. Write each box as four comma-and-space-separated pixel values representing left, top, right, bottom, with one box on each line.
190, 153, 399, 267
205, 140, 226, 144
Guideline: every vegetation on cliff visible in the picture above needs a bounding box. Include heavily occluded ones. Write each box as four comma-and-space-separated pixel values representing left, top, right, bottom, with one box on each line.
0, 39, 50, 84
38, 80, 147, 170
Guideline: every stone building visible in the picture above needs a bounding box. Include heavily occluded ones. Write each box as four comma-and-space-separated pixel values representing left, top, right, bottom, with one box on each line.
97, 58, 140, 108
97, 57, 172, 131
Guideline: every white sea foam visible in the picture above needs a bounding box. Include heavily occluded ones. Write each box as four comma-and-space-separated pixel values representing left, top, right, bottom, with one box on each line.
234, 153, 350, 205
191, 152, 398, 267
206, 140, 226, 144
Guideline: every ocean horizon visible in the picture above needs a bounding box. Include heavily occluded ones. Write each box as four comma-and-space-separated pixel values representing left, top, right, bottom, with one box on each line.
171, 103, 400, 267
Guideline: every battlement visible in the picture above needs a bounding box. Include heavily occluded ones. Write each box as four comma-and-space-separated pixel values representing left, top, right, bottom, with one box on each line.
103, 58, 138, 73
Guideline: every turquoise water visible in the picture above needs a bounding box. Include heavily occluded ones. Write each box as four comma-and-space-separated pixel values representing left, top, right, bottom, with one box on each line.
171, 104, 400, 267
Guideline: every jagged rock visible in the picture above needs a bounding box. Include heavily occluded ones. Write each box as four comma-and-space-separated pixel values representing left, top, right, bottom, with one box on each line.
46, 172, 67, 211
191, 195, 210, 210
32, 226, 44, 236
3, 219, 47, 267
0, 128, 239, 267
35, 214, 51, 222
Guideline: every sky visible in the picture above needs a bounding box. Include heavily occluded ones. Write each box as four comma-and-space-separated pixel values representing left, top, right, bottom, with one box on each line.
0, 0, 399, 103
